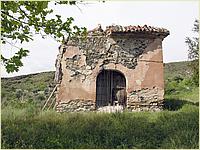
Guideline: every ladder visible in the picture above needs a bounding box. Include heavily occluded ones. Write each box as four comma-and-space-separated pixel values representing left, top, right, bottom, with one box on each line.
42, 84, 59, 111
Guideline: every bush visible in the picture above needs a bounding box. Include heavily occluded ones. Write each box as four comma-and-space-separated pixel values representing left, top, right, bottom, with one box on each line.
165, 76, 196, 95
36, 94, 46, 101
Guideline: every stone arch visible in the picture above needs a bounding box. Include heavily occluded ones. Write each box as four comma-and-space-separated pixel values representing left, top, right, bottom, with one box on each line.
96, 69, 127, 108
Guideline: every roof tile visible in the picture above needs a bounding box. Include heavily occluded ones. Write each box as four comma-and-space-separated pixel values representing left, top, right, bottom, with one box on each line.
104, 25, 169, 37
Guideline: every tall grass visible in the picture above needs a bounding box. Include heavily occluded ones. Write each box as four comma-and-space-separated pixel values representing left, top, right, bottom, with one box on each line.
1, 104, 198, 149
165, 87, 199, 103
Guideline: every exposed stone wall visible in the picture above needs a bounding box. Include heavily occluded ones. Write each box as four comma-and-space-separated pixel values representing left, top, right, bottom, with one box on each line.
56, 99, 95, 112
127, 87, 164, 111
54, 45, 67, 83
64, 36, 154, 81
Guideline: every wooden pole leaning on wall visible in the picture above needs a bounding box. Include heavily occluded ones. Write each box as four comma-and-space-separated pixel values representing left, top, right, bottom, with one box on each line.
53, 101, 57, 110
42, 84, 58, 111
48, 98, 56, 110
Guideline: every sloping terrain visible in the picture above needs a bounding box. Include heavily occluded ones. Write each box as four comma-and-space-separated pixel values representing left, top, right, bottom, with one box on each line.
1, 71, 55, 107
164, 61, 192, 80
1, 61, 197, 106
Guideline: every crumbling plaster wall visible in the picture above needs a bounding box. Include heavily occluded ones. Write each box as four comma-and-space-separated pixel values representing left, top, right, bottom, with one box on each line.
56, 34, 164, 112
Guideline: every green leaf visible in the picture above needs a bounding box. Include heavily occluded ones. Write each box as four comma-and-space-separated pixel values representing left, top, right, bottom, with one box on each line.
1, 1, 87, 73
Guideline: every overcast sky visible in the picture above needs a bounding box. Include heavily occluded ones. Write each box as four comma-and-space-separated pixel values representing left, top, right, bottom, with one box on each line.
1, 1, 199, 77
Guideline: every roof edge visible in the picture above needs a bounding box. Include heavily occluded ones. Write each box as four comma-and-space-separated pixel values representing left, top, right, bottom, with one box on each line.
88, 24, 170, 38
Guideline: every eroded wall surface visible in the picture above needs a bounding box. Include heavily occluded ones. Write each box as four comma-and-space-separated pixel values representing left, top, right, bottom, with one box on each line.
56, 34, 165, 112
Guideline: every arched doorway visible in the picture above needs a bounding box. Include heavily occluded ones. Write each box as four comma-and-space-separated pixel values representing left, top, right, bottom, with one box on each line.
96, 70, 126, 108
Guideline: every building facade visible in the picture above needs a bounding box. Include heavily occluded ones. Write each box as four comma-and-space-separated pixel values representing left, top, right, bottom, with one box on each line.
54, 25, 169, 112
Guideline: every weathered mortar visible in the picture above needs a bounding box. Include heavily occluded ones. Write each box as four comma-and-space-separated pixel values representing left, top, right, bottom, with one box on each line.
55, 24, 169, 112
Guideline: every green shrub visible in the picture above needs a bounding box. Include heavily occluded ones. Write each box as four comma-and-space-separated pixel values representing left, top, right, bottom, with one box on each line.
36, 94, 46, 101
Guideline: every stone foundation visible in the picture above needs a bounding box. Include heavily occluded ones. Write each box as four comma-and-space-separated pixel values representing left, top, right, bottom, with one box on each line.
56, 99, 95, 112
56, 87, 163, 112
127, 87, 164, 111
56, 101, 162, 112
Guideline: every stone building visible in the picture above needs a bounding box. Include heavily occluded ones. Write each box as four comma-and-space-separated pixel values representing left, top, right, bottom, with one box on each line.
54, 24, 169, 112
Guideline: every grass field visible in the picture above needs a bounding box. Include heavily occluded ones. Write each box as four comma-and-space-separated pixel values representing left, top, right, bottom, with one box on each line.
1, 104, 198, 149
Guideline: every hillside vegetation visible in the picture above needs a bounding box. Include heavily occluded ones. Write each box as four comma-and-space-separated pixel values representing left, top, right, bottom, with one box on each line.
164, 61, 198, 104
1, 61, 199, 149
164, 61, 192, 80
1, 71, 55, 108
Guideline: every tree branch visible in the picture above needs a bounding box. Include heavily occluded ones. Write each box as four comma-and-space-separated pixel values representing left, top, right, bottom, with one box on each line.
1, 11, 30, 25
3, 39, 21, 50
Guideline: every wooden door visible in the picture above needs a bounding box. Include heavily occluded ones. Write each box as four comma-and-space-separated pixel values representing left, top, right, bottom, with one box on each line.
96, 70, 126, 108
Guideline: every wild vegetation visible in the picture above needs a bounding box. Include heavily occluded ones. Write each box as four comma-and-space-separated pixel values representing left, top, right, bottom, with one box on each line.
1, 71, 55, 109
1, 105, 198, 149
185, 19, 199, 86
1, 61, 199, 149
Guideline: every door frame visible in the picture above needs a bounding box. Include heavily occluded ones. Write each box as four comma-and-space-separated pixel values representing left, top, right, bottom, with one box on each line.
95, 69, 127, 108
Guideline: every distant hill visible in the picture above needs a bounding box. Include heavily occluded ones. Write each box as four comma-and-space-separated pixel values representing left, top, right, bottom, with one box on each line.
1, 61, 193, 106
164, 61, 192, 80
1, 71, 56, 106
